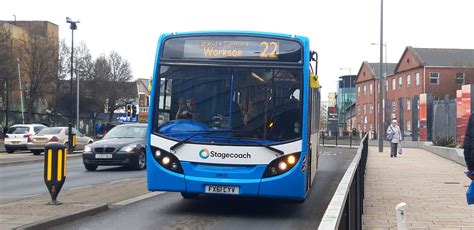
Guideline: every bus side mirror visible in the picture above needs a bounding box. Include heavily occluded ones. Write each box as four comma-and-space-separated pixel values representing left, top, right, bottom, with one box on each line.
310, 74, 320, 89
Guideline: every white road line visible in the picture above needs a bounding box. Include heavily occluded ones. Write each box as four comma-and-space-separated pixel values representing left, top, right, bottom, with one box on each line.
69, 185, 92, 190
29, 172, 43, 176
23, 193, 41, 198
109, 178, 133, 184
112, 192, 164, 206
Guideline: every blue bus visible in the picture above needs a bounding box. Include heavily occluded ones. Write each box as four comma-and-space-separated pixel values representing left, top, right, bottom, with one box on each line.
146, 31, 321, 201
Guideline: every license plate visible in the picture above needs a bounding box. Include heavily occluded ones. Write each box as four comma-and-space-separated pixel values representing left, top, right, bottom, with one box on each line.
95, 154, 112, 159
205, 185, 240, 195
11, 141, 20, 145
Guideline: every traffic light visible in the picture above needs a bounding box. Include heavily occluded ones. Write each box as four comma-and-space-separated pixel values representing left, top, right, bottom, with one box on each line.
126, 104, 132, 117
132, 105, 137, 118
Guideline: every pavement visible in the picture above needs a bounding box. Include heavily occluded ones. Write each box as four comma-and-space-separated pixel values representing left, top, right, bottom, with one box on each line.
0, 177, 151, 229
363, 146, 474, 229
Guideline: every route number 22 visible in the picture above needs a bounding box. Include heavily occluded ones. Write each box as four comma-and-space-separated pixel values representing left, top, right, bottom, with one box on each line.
260, 42, 278, 58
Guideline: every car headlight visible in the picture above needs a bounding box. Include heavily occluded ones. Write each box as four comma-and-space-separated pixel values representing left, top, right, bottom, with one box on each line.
83, 145, 92, 154
120, 144, 137, 153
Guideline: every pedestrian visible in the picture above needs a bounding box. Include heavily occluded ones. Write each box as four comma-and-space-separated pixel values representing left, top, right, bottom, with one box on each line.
386, 119, 402, 158
464, 113, 474, 180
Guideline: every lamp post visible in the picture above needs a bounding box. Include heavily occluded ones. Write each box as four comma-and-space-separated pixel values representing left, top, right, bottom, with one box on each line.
17, 58, 24, 124
66, 17, 79, 128
371, 42, 388, 145
377, 0, 384, 152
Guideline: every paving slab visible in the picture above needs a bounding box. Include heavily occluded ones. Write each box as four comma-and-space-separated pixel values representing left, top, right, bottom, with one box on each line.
363, 146, 473, 229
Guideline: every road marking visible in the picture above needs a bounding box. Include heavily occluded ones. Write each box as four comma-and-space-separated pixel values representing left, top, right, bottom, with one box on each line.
23, 193, 41, 198
112, 192, 164, 206
109, 178, 133, 184
69, 185, 92, 190
29, 172, 43, 176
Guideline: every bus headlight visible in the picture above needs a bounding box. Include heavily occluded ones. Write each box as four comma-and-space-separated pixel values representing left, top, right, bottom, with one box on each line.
263, 153, 301, 178
151, 146, 183, 174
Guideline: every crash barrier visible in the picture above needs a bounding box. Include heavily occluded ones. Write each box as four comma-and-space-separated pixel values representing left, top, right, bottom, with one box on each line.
320, 131, 364, 147
318, 133, 368, 230
44, 143, 67, 205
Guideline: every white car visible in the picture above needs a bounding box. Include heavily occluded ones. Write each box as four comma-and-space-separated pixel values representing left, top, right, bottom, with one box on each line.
28, 127, 94, 155
4, 124, 47, 154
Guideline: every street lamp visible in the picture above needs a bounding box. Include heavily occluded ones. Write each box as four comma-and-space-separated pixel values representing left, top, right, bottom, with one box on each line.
17, 58, 24, 124
66, 17, 80, 128
371, 42, 387, 78
377, 0, 384, 152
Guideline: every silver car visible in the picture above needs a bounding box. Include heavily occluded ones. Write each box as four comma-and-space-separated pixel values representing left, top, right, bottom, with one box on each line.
27, 127, 93, 155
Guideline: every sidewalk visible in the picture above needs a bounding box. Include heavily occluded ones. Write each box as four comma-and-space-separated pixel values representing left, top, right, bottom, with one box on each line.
0, 177, 151, 229
363, 147, 474, 229
0, 151, 82, 166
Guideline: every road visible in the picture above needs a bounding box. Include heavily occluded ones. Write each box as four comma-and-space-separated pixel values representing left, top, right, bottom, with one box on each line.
53, 147, 357, 229
0, 157, 146, 199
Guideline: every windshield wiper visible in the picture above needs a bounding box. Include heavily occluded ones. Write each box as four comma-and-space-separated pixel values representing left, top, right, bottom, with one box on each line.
169, 130, 247, 152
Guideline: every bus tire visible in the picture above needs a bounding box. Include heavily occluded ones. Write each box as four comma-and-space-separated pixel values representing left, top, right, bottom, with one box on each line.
181, 192, 199, 199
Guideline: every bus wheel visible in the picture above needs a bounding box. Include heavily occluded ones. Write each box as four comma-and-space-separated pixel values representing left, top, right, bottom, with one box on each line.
181, 192, 199, 199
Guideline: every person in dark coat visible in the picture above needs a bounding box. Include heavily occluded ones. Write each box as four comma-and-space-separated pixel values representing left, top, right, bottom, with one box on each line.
464, 113, 474, 180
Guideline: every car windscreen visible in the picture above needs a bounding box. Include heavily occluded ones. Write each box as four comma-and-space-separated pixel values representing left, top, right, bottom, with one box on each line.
37, 128, 63, 135
103, 126, 147, 139
7, 126, 30, 134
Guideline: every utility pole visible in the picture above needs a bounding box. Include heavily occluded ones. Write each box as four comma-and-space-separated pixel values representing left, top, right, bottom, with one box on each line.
378, 0, 384, 152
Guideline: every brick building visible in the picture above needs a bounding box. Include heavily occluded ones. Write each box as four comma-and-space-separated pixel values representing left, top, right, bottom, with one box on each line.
355, 61, 396, 136
355, 46, 474, 139
387, 47, 474, 136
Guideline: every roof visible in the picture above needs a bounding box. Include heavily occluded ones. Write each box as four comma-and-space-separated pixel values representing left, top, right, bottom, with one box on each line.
367, 62, 397, 78
411, 47, 474, 67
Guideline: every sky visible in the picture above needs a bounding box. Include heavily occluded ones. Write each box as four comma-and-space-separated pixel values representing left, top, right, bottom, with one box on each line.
2, 0, 473, 100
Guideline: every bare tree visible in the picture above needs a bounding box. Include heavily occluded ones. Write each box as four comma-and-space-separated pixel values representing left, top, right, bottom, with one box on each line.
50, 39, 70, 125
104, 51, 134, 121
19, 28, 58, 123
0, 22, 14, 128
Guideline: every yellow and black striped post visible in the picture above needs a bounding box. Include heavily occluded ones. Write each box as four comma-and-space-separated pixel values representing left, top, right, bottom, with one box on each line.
44, 143, 67, 205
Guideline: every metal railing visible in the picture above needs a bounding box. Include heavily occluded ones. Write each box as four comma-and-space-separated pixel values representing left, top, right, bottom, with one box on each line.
320, 131, 364, 147
319, 133, 369, 230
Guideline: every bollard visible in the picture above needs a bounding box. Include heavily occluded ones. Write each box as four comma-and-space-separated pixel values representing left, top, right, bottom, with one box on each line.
395, 202, 408, 230
44, 143, 67, 205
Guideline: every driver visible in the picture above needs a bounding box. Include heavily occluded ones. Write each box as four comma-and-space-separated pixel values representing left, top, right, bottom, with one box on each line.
176, 97, 197, 120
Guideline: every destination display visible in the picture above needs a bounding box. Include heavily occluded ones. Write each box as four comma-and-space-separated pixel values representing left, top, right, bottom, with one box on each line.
162, 36, 302, 63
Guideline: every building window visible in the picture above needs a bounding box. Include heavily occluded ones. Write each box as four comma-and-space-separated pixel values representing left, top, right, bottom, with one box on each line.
407, 121, 411, 131
456, 73, 465, 85
364, 104, 366, 114
430, 72, 439, 84
363, 85, 367, 95
407, 98, 411, 111
358, 106, 360, 115
399, 77, 403, 89
416, 72, 420, 85
370, 83, 373, 95
358, 86, 361, 96
392, 101, 396, 112
385, 80, 388, 91
392, 79, 396, 90
407, 75, 411, 87
370, 104, 373, 114
370, 123, 373, 131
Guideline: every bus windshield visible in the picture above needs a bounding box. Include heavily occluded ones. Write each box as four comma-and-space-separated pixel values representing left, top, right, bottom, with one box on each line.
153, 65, 302, 145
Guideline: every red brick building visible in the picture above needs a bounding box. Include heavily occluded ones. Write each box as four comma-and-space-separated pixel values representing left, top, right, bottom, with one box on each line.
355, 61, 396, 137
355, 46, 474, 139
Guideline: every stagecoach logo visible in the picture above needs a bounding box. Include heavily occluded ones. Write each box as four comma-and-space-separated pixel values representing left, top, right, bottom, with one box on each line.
198, 148, 251, 160
199, 148, 210, 159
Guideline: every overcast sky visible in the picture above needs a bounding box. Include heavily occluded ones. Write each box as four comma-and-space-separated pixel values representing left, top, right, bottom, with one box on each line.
2, 0, 473, 99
